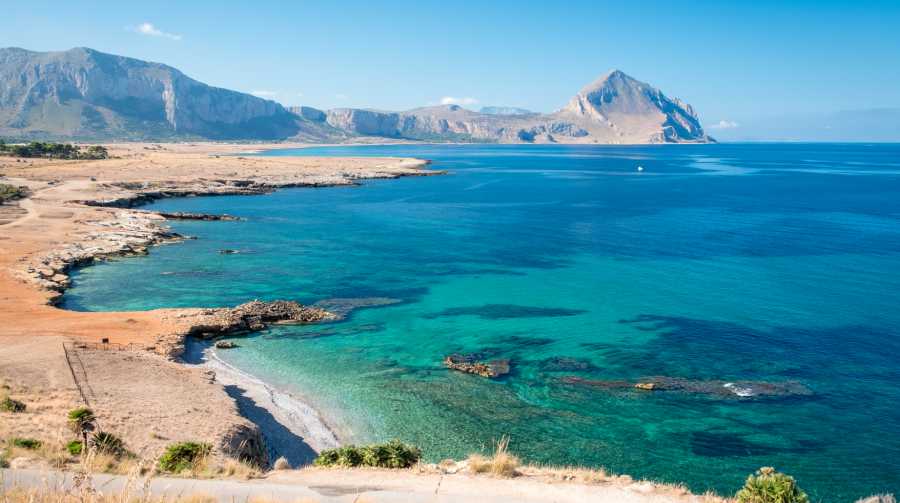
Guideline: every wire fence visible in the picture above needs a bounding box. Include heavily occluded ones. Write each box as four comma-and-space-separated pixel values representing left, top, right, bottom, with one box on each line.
68, 341, 146, 351
61, 342, 104, 432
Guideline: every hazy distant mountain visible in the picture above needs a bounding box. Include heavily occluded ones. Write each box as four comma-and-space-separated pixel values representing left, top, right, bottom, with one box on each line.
705, 108, 900, 143
480, 106, 535, 115
0, 47, 336, 142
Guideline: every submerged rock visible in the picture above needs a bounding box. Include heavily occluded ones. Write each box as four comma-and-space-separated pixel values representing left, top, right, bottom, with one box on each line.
562, 375, 811, 397
444, 353, 510, 378
214, 341, 236, 349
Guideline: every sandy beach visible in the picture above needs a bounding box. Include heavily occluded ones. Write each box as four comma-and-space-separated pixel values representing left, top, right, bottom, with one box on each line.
183, 339, 342, 467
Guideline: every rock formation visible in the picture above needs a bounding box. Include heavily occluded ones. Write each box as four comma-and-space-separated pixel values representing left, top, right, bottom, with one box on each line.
552, 69, 713, 144
297, 70, 714, 144
444, 353, 511, 378
0, 47, 332, 141
561, 375, 811, 397
0, 46, 715, 144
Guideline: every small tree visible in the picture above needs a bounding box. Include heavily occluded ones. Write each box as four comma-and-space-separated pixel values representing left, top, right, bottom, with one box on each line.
737, 467, 809, 503
68, 407, 96, 448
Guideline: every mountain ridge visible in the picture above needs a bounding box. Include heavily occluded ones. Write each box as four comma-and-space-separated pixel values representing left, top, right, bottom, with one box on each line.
0, 47, 713, 144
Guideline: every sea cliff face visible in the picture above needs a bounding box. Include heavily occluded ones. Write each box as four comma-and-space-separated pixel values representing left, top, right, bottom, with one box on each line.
326, 108, 400, 135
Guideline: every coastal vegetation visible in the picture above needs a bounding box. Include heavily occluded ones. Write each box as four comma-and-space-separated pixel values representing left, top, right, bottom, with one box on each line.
0, 140, 108, 159
92, 432, 125, 454
313, 439, 423, 468
158, 441, 213, 473
8, 438, 42, 449
2, 396, 26, 412
0, 184, 25, 203
736, 467, 808, 503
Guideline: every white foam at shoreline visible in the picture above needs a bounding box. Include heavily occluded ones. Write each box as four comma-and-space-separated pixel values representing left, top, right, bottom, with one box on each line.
185, 341, 341, 457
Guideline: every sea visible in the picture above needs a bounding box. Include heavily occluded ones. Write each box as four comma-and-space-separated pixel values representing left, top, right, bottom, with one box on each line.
65, 144, 900, 500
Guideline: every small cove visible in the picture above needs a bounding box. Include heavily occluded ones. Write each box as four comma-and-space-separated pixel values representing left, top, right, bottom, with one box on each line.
65, 144, 900, 500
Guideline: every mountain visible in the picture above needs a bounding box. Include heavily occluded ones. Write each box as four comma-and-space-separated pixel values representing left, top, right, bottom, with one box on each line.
0, 47, 336, 142
0, 48, 712, 144
552, 70, 711, 143
311, 70, 713, 143
480, 106, 535, 115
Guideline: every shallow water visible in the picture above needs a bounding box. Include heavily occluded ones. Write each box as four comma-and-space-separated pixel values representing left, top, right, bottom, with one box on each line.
66, 144, 900, 500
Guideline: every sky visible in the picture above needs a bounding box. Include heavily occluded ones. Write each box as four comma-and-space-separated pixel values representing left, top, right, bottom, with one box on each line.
2, 0, 899, 136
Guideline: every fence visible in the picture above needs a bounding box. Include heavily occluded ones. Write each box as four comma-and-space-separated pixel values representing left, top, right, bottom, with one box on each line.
61, 342, 105, 432
68, 341, 146, 351
62, 342, 91, 408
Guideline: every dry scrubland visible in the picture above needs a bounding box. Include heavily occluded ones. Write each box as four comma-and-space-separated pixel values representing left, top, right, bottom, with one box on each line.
1, 143, 894, 502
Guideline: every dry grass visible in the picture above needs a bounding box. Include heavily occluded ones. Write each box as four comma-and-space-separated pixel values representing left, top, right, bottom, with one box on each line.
464, 436, 520, 478
0, 449, 280, 503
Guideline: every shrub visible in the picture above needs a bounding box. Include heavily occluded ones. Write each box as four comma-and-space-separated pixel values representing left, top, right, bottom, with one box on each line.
736, 467, 808, 503
66, 440, 83, 456
92, 432, 124, 454
273, 457, 291, 470
313, 440, 422, 468
68, 407, 95, 432
159, 442, 213, 472
2, 397, 26, 412
9, 438, 42, 449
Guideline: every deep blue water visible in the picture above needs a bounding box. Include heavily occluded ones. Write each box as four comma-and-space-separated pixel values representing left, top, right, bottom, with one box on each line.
66, 144, 900, 500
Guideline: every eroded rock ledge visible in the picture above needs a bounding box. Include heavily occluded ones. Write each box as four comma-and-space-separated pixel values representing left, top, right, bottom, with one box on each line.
5, 210, 198, 305
152, 300, 330, 357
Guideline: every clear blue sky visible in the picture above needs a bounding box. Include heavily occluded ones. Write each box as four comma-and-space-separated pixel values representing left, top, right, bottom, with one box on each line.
2, 0, 898, 129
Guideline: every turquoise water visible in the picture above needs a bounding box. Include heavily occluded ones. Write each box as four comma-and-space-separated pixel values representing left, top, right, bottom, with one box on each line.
66, 144, 900, 500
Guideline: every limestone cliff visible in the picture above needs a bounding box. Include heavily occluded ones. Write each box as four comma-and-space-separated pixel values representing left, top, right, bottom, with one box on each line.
552, 70, 712, 143
0, 47, 330, 141
292, 70, 714, 144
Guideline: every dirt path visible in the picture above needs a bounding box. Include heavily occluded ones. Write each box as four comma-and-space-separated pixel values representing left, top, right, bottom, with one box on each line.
4, 467, 695, 503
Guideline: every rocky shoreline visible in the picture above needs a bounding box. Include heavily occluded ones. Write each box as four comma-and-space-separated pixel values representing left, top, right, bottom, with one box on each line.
67, 160, 442, 209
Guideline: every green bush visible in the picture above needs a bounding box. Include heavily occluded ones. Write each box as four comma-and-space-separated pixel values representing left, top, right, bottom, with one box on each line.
9, 438, 42, 449
66, 440, 83, 456
313, 440, 422, 468
159, 442, 213, 472
92, 432, 124, 454
2, 397, 26, 412
737, 467, 809, 503
68, 407, 95, 432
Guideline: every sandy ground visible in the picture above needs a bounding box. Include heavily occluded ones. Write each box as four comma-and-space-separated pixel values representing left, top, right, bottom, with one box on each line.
0, 336, 260, 463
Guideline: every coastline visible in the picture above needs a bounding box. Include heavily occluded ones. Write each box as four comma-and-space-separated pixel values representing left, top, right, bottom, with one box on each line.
0, 142, 445, 466
182, 339, 342, 466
